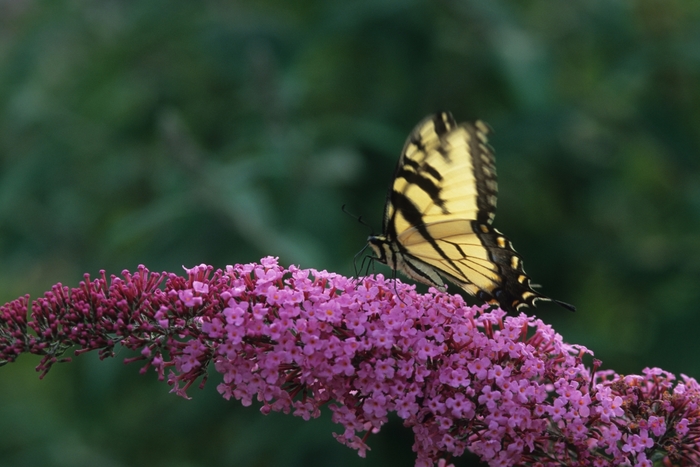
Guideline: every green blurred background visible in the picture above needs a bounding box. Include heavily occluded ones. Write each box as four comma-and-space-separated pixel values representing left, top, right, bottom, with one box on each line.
1, 1, 699, 466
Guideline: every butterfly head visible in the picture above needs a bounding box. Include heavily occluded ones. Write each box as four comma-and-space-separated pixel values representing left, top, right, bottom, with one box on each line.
367, 235, 390, 265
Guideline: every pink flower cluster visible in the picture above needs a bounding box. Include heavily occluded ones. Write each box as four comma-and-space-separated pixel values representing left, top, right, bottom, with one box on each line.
1, 257, 699, 466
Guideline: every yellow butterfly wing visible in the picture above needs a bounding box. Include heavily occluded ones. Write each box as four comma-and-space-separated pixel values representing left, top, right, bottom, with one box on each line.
367, 112, 574, 313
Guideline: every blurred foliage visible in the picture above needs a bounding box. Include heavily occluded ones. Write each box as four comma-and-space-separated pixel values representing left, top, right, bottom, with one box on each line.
1, 1, 700, 466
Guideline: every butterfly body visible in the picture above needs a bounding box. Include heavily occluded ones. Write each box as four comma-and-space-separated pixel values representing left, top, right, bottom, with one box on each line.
368, 112, 574, 313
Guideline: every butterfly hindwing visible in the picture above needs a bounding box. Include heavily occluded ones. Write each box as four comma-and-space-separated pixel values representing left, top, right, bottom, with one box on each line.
367, 111, 574, 313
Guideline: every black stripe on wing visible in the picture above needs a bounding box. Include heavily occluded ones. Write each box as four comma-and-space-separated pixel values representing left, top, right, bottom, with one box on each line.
389, 191, 469, 282
395, 167, 446, 213
381, 112, 456, 233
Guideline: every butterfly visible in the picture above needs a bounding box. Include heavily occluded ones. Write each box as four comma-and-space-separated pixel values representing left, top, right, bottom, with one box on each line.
367, 112, 575, 313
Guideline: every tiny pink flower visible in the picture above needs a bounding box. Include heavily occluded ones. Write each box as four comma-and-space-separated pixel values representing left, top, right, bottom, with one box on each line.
467, 357, 491, 380
178, 289, 202, 307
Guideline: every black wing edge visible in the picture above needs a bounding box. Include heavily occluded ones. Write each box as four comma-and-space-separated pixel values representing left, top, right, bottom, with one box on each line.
476, 221, 576, 313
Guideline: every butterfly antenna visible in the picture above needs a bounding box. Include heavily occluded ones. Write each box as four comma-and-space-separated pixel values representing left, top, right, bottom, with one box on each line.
342, 204, 374, 235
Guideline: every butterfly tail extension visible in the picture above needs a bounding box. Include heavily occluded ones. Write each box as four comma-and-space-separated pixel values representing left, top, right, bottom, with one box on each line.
553, 299, 577, 312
